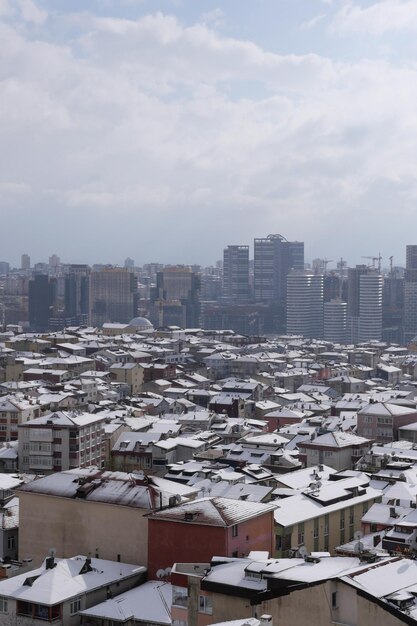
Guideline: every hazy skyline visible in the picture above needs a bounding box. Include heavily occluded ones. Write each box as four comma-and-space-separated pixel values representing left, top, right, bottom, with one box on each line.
1, 0, 416, 267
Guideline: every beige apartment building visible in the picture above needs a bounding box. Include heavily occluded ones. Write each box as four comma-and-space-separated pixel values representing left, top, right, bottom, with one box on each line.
17, 469, 197, 566
172, 556, 413, 626
274, 476, 382, 556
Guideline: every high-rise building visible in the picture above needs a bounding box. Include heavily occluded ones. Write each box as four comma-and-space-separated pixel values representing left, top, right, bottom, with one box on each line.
254, 234, 304, 332
150, 266, 200, 328
324, 299, 347, 343
21, 254, 30, 271
222, 245, 250, 302
64, 264, 90, 325
404, 245, 417, 344
286, 272, 323, 339
124, 257, 135, 269
254, 234, 304, 302
90, 267, 138, 327
358, 272, 383, 342
28, 274, 58, 331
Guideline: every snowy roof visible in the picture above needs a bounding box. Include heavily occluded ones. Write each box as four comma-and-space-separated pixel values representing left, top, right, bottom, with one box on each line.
0, 556, 145, 605
148, 496, 276, 526
80, 581, 171, 623
299, 431, 370, 449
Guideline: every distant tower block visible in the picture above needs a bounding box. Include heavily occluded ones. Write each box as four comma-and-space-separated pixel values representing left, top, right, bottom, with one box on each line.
324, 299, 347, 343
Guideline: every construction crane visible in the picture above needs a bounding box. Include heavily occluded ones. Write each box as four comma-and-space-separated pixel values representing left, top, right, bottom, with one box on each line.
361, 254, 382, 273
322, 258, 334, 273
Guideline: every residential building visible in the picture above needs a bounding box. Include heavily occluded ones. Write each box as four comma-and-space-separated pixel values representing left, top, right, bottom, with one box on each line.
273, 475, 381, 556
18, 411, 107, 474
356, 402, 417, 442
286, 272, 324, 339
108, 363, 144, 395
298, 432, 372, 470
0, 555, 145, 626
172, 554, 417, 626
17, 469, 197, 566
147, 497, 276, 579
324, 299, 347, 343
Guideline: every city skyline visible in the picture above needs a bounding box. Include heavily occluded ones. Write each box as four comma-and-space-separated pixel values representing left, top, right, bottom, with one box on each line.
1, 1, 417, 265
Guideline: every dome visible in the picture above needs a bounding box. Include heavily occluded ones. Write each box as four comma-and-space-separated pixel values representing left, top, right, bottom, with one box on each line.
129, 317, 154, 331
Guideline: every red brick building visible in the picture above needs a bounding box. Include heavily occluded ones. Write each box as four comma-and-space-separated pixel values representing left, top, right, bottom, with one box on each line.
147, 497, 276, 578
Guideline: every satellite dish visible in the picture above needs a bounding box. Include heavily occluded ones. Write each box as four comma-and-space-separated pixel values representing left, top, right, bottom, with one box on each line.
49, 548, 56, 557
354, 530, 363, 541
355, 541, 364, 553
164, 567, 172, 576
156, 569, 165, 579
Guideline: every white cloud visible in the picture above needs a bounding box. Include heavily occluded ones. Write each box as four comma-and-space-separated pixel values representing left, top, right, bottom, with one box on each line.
17, 0, 47, 24
1, 8, 417, 263
331, 0, 417, 36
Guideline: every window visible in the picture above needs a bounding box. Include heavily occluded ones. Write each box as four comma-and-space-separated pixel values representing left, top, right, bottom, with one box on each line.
340, 512, 345, 531
7, 536, 14, 550
232, 524, 238, 537
70, 597, 81, 615
298, 522, 304, 545
199, 595, 213, 615
172, 586, 187, 608
332, 591, 338, 609
313, 519, 319, 539
324, 515, 329, 537
0, 597, 8, 613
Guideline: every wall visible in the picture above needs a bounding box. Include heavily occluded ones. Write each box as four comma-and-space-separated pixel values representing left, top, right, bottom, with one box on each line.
18, 492, 149, 567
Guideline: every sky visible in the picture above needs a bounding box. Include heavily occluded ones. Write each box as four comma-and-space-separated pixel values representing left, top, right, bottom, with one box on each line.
1, 0, 417, 268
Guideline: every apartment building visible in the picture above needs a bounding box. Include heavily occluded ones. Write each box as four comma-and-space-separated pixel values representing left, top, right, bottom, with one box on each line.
18, 411, 107, 474
274, 475, 382, 556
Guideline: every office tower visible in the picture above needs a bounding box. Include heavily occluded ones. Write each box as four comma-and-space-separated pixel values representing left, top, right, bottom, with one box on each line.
286, 272, 323, 339
404, 245, 417, 344
90, 267, 138, 326
222, 245, 250, 302
347, 265, 368, 343
254, 234, 304, 332
347, 266, 382, 343
358, 272, 383, 342
150, 266, 200, 328
64, 265, 90, 325
254, 234, 304, 302
0, 262, 10, 275
49, 254, 60, 268
382, 270, 404, 343
21, 254, 30, 270
324, 299, 347, 343
28, 274, 57, 331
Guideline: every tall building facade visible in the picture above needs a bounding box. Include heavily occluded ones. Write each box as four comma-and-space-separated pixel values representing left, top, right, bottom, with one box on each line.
64, 265, 90, 325
150, 266, 200, 328
90, 268, 138, 327
324, 299, 347, 343
404, 245, 417, 343
28, 274, 58, 332
347, 265, 382, 343
222, 245, 250, 302
358, 272, 383, 342
286, 272, 323, 339
254, 234, 304, 332
21, 254, 30, 271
